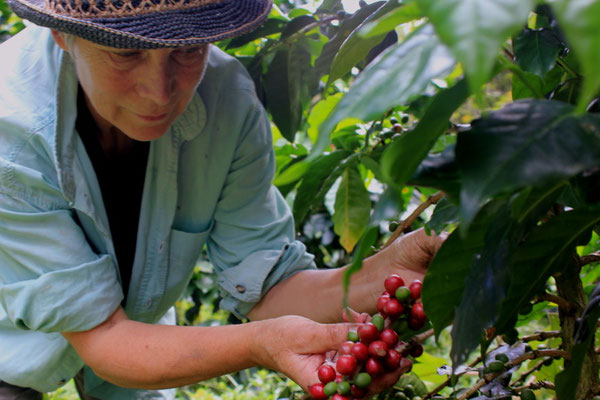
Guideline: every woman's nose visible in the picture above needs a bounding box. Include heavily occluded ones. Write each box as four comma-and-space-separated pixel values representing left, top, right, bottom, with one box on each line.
136, 54, 174, 106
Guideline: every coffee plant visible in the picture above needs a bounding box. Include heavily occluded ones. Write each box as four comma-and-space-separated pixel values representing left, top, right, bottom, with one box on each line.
2, 0, 599, 399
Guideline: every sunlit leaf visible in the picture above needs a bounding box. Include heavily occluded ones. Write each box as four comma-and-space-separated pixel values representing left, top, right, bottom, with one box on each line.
333, 167, 371, 252
314, 24, 456, 157
359, 1, 423, 38
417, 0, 534, 92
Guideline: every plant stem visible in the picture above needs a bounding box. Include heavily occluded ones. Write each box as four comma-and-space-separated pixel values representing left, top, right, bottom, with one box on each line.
382, 191, 445, 249
456, 350, 570, 400
554, 256, 600, 399
580, 251, 600, 267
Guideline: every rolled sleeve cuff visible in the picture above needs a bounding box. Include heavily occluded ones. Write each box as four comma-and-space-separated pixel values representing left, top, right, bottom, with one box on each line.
0, 254, 124, 333
217, 241, 315, 318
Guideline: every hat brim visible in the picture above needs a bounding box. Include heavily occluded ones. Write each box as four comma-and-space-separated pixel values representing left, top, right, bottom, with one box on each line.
8, 0, 272, 48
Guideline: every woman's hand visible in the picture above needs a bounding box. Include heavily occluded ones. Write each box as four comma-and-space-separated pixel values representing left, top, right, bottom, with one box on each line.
377, 227, 447, 286
251, 315, 410, 397
251, 316, 351, 391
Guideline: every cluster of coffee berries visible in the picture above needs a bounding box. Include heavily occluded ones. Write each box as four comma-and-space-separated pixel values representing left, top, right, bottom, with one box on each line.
309, 275, 428, 400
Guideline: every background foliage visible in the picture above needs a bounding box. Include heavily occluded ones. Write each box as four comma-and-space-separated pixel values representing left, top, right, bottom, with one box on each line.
2, 0, 599, 399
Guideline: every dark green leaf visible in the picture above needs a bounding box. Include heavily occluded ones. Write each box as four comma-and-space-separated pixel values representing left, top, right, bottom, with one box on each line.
550, 0, 600, 111
381, 79, 468, 190
281, 15, 316, 39
313, 1, 386, 79
314, 24, 456, 157
293, 150, 352, 229
326, 0, 400, 86
408, 144, 461, 202
456, 99, 600, 229
496, 209, 600, 334
422, 200, 504, 337
427, 197, 459, 234
417, 0, 534, 91
226, 19, 287, 49
264, 42, 312, 141
513, 28, 563, 77
332, 167, 372, 252
511, 69, 545, 100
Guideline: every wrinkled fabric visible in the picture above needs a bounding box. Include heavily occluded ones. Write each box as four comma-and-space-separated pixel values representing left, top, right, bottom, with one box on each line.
0, 26, 315, 397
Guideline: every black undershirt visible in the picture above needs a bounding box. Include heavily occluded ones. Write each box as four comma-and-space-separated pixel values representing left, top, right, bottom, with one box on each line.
76, 86, 149, 300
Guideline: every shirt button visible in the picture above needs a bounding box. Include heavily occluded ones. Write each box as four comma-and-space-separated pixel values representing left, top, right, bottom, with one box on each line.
158, 241, 165, 252
235, 285, 246, 293
146, 298, 152, 308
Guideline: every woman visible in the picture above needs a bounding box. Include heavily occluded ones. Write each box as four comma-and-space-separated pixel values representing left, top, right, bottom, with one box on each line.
0, 0, 444, 398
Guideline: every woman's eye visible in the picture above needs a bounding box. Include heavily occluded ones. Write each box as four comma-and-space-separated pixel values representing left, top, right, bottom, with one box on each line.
112, 51, 141, 60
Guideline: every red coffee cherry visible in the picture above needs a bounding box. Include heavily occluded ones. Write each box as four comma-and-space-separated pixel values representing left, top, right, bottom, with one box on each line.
330, 394, 351, 400
368, 340, 388, 358
309, 383, 327, 400
350, 384, 368, 398
408, 316, 425, 331
411, 302, 426, 322
383, 298, 404, 318
376, 296, 390, 315
410, 343, 424, 358
339, 340, 354, 355
335, 373, 343, 383
358, 323, 380, 344
317, 364, 336, 384
384, 274, 405, 295
409, 280, 423, 300
351, 342, 369, 362
336, 355, 358, 376
365, 357, 384, 376
379, 328, 399, 348
384, 349, 402, 370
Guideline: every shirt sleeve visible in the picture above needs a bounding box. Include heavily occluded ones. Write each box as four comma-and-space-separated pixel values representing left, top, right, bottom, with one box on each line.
0, 192, 124, 333
207, 98, 316, 319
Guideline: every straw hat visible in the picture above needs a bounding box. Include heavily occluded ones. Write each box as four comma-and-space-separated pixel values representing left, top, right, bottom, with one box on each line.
7, 0, 272, 48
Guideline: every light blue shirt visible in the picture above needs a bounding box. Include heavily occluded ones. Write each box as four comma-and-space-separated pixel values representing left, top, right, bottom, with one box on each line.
0, 25, 315, 398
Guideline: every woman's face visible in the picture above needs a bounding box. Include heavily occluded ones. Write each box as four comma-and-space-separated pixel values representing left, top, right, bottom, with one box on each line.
52, 32, 210, 143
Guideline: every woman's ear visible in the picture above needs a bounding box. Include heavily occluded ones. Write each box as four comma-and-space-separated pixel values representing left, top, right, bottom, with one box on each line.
50, 30, 70, 52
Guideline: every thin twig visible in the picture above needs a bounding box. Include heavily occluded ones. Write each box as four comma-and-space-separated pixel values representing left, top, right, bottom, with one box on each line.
536, 292, 577, 314
513, 380, 556, 392
580, 251, 600, 267
521, 330, 561, 343
511, 359, 546, 386
456, 350, 570, 400
423, 356, 483, 399
383, 192, 445, 249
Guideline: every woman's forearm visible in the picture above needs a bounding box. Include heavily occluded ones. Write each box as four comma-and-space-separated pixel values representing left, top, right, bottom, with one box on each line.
63, 307, 261, 389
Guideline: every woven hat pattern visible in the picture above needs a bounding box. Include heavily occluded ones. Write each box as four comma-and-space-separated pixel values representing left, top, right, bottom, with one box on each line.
8, 0, 271, 48
46, 0, 224, 18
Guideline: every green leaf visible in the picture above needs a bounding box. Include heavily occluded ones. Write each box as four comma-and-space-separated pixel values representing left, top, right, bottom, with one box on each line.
381, 79, 468, 190
548, 0, 600, 111
307, 93, 343, 144
456, 99, 600, 229
511, 69, 545, 100
417, 0, 534, 92
344, 225, 379, 295
292, 150, 352, 229
263, 41, 312, 141
226, 19, 287, 49
326, 0, 400, 87
332, 167, 371, 252
313, 1, 386, 79
422, 200, 504, 337
496, 209, 600, 334
408, 144, 461, 201
513, 28, 563, 78
427, 197, 459, 234
272, 159, 309, 187
314, 24, 456, 157
359, 1, 423, 38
